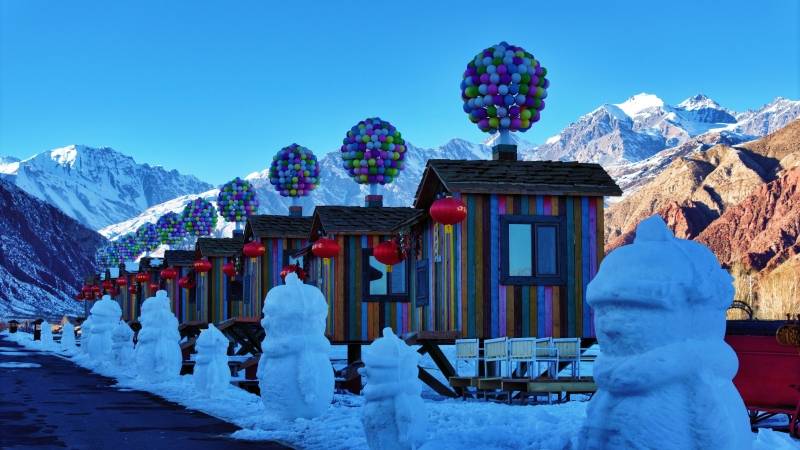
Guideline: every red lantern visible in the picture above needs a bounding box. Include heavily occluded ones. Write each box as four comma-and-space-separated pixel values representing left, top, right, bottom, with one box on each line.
128, 285, 137, 295
373, 240, 403, 267
75, 291, 85, 301
178, 276, 196, 289
135, 272, 150, 283
193, 259, 212, 273
430, 197, 467, 226
312, 238, 340, 259
148, 282, 159, 292
82, 285, 92, 295
280, 264, 306, 282
85, 290, 96, 301
160, 267, 178, 280
243, 241, 266, 258
91, 285, 101, 295
102, 279, 114, 291
222, 261, 236, 278
115, 277, 127, 287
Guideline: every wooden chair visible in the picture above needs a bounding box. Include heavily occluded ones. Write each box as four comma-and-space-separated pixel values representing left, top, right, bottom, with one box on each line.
483, 337, 509, 378
508, 337, 537, 378
455, 338, 480, 376
538, 337, 581, 379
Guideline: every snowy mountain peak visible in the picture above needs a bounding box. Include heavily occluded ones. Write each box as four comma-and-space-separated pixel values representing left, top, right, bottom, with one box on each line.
615, 93, 665, 117
677, 94, 723, 111
49, 144, 81, 167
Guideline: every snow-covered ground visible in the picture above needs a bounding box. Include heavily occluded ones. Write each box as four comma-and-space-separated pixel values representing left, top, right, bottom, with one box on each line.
3, 330, 798, 450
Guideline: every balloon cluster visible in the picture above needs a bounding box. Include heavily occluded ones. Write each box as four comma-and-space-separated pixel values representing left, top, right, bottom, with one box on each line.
217, 177, 260, 222
116, 233, 141, 262
268, 144, 320, 197
135, 222, 160, 253
156, 212, 186, 246
460, 41, 549, 133
340, 117, 406, 185
181, 198, 218, 237
95, 244, 120, 271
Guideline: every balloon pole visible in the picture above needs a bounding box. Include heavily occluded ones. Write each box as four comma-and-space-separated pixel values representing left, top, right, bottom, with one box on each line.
499, 129, 512, 145
369, 184, 378, 196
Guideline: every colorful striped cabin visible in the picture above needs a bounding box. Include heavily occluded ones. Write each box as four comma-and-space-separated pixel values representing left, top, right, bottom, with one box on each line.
412, 154, 622, 339
307, 205, 424, 344
242, 215, 313, 319
138, 257, 164, 301
164, 250, 197, 323
116, 265, 139, 322
195, 237, 244, 324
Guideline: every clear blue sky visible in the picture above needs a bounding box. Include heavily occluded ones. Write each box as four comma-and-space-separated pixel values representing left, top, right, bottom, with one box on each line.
1, 0, 798, 184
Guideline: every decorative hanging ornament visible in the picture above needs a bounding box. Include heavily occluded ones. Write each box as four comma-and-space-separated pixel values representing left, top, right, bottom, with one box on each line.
269, 144, 321, 198
430, 196, 468, 233
217, 177, 260, 224
135, 272, 150, 283
178, 276, 196, 289
222, 261, 236, 278
156, 212, 187, 246
160, 267, 178, 280
312, 238, 340, 264
193, 259, 212, 273
181, 198, 218, 237
128, 285, 137, 295
461, 41, 549, 134
340, 117, 406, 186
102, 279, 114, 291
135, 222, 161, 254
115, 277, 127, 287
373, 240, 403, 271
243, 241, 266, 258
148, 282, 160, 292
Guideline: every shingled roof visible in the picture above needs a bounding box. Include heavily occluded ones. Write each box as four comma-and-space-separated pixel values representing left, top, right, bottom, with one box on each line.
245, 215, 313, 239
414, 159, 623, 208
164, 250, 196, 267
311, 206, 424, 238
196, 237, 244, 257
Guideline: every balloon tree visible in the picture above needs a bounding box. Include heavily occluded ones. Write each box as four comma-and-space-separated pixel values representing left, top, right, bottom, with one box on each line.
156, 212, 186, 248
95, 244, 120, 272
217, 177, 259, 228
116, 233, 141, 262
460, 41, 549, 141
135, 222, 160, 255
339, 117, 406, 192
269, 144, 321, 201
181, 198, 218, 238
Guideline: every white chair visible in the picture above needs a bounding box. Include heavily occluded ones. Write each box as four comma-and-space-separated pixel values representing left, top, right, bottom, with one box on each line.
483, 337, 509, 378
454, 338, 480, 377
508, 337, 537, 378
533, 337, 556, 377
538, 337, 581, 379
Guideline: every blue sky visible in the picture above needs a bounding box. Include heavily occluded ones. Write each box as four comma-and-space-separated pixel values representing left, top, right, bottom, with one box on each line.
1, 0, 798, 184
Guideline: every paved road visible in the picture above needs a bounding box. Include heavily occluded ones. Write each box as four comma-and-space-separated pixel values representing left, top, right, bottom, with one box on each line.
0, 335, 291, 450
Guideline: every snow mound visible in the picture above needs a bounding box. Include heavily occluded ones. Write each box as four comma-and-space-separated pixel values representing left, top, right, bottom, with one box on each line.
257, 272, 333, 419
85, 295, 122, 364
38, 320, 55, 349
361, 327, 426, 450
111, 320, 135, 370
135, 290, 182, 383
194, 324, 231, 395
580, 216, 752, 450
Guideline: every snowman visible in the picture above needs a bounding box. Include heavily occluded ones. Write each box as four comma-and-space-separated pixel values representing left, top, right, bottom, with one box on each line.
135, 290, 182, 383
361, 327, 426, 450
257, 272, 333, 419
39, 320, 54, 349
111, 320, 135, 370
86, 295, 122, 364
578, 216, 752, 450
194, 324, 231, 395
60, 322, 77, 354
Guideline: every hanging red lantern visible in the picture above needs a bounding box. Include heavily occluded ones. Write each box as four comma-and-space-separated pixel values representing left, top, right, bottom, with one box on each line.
110, 288, 120, 297
373, 240, 404, 267
135, 272, 150, 283
128, 285, 137, 295
430, 197, 467, 228
115, 277, 127, 287
222, 261, 236, 278
160, 267, 178, 280
102, 279, 114, 291
243, 241, 266, 258
91, 285, 101, 295
82, 285, 92, 295
85, 290, 96, 301
148, 282, 159, 292
280, 264, 306, 282
75, 291, 85, 301
178, 276, 196, 289
193, 259, 212, 273
312, 238, 340, 259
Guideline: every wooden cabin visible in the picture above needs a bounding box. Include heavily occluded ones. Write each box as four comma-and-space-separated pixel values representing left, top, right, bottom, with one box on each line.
138, 257, 164, 299
307, 205, 424, 344
164, 250, 197, 323
195, 237, 244, 324
413, 149, 622, 339
242, 215, 313, 319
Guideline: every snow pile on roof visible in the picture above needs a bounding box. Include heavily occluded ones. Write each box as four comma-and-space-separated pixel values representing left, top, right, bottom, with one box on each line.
258, 272, 333, 419
135, 290, 182, 383
193, 324, 230, 395
361, 327, 426, 450
582, 216, 751, 449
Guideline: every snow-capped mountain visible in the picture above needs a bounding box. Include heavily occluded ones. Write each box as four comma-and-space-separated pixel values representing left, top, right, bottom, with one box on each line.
0, 145, 213, 230
0, 178, 106, 319
734, 97, 800, 137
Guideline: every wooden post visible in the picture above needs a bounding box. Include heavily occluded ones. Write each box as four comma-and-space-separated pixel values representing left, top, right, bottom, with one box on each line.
346, 343, 362, 394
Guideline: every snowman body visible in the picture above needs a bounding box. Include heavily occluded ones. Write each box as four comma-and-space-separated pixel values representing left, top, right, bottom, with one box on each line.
111, 320, 135, 369
135, 290, 182, 383
194, 324, 231, 394
86, 295, 122, 363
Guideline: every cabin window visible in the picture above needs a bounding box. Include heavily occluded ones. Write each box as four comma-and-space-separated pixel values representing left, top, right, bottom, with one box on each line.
500, 215, 566, 285
361, 249, 409, 302
415, 259, 429, 306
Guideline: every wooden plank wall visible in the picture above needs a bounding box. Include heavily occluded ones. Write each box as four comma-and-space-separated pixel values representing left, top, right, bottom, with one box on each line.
416, 193, 604, 339
208, 257, 229, 323
241, 237, 306, 319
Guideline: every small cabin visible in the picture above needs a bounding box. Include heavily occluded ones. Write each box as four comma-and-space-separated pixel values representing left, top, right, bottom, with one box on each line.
164, 250, 197, 323
115, 262, 141, 321
195, 237, 245, 324
413, 150, 622, 339
138, 257, 164, 298
307, 205, 424, 344
242, 215, 313, 319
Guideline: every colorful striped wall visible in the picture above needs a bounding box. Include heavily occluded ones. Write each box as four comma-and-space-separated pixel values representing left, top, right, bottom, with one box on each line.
207, 257, 241, 323
415, 193, 604, 339
313, 234, 414, 343
196, 272, 209, 323
242, 237, 306, 319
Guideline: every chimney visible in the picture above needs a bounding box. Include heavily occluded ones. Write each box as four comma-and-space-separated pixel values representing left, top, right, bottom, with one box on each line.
492, 143, 517, 161
365, 194, 383, 208
288, 205, 303, 217
232, 229, 244, 238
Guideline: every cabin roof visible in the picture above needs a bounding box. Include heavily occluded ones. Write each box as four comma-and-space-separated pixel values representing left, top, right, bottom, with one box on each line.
414, 159, 623, 208
245, 215, 313, 239
138, 256, 165, 271
310, 206, 424, 239
196, 237, 244, 258
164, 250, 196, 267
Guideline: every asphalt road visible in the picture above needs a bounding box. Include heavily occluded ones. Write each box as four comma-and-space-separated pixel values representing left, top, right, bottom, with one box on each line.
0, 335, 291, 450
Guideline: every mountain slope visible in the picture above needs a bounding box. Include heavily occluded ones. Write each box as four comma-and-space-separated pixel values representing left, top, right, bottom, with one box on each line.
0, 179, 106, 319
1, 145, 213, 230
